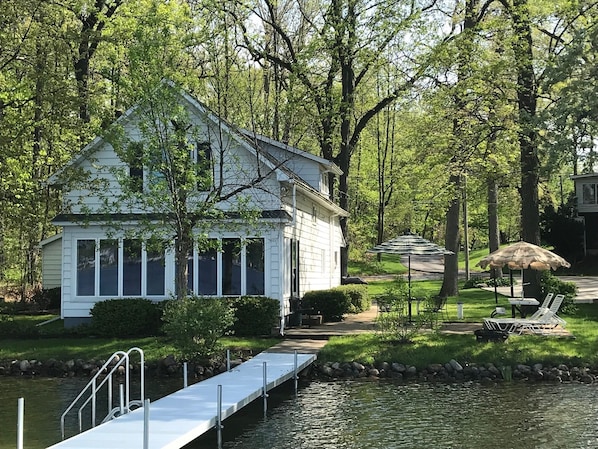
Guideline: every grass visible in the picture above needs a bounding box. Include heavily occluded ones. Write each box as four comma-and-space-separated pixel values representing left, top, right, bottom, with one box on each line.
317, 278, 598, 369
0, 331, 281, 364
1, 254, 597, 371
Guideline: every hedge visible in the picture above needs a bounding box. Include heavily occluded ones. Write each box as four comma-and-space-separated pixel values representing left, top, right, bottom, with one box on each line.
229, 296, 280, 336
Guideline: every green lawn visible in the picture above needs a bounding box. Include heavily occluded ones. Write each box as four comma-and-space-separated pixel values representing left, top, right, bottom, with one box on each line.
318, 278, 598, 369
0, 332, 280, 364
1, 273, 597, 371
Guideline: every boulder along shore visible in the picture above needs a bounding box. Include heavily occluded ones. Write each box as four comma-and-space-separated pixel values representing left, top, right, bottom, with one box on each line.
1, 355, 597, 384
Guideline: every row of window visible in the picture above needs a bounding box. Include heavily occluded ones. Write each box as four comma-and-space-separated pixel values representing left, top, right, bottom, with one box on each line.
76, 238, 265, 297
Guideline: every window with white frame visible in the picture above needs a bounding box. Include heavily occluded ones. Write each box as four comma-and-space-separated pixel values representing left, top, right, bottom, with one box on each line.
582, 183, 597, 205
186, 238, 265, 296
76, 238, 165, 297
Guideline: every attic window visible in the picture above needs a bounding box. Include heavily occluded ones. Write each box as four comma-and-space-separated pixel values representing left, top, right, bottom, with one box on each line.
195, 141, 213, 190
128, 142, 144, 193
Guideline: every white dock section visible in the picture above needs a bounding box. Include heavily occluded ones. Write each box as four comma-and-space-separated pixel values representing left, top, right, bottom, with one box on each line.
46, 351, 316, 449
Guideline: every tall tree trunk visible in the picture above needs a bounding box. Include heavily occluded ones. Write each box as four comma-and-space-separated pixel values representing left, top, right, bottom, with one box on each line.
440, 0, 477, 297
74, 0, 123, 123
510, 0, 541, 298
440, 172, 461, 297
487, 177, 501, 280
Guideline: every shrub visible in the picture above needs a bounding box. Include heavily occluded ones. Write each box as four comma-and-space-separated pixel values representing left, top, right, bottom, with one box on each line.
31, 287, 61, 310
229, 296, 280, 336
90, 298, 163, 337
333, 285, 370, 313
462, 276, 511, 289
302, 289, 351, 322
540, 271, 578, 314
0, 315, 40, 338
162, 296, 236, 361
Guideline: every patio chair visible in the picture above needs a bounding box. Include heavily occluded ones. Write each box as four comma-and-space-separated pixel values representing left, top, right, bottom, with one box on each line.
484, 294, 566, 334
422, 296, 449, 325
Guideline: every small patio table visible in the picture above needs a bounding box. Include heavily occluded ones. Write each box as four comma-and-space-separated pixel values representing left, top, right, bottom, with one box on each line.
508, 297, 539, 318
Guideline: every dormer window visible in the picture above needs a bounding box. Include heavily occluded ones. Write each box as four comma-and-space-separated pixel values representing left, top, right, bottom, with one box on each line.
320, 172, 329, 195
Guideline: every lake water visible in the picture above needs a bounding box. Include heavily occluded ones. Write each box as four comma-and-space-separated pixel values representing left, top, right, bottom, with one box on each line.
1, 377, 597, 449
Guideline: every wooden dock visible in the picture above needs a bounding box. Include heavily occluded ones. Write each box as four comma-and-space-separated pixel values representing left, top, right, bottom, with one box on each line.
46, 351, 316, 449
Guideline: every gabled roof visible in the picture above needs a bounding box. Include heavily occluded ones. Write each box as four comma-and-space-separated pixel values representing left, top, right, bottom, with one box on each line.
46, 82, 347, 216
239, 129, 343, 175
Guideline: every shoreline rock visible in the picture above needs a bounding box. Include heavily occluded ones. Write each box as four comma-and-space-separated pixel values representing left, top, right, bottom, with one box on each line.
1, 355, 596, 385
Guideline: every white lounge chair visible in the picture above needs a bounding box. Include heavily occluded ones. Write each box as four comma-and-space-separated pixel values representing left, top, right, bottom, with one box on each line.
484, 294, 565, 334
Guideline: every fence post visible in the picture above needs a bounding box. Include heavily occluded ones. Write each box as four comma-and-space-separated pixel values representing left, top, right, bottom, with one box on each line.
143, 399, 150, 449
217, 385, 223, 449
262, 362, 268, 414
17, 398, 24, 449
183, 362, 188, 388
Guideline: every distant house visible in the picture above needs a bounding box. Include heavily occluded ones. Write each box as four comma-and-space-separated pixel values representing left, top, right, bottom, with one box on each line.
43, 86, 348, 331
571, 173, 598, 255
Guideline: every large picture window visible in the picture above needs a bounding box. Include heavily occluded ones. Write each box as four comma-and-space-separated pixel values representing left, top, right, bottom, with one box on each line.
99, 239, 118, 296
75, 236, 264, 298
76, 238, 165, 297
186, 238, 265, 296
77, 240, 96, 296
246, 239, 265, 295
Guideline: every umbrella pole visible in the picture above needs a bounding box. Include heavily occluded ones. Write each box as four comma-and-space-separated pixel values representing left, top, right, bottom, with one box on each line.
408, 255, 412, 323
509, 270, 514, 298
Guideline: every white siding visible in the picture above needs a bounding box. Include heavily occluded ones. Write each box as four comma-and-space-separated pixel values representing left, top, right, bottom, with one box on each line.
53, 92, 346, 324
284, 191, 342, 297
252, 140, 324, 192
63, 112, 283, 215
60, 224, 284, 320
40, 237, 62, 289
574, 175, 598, 214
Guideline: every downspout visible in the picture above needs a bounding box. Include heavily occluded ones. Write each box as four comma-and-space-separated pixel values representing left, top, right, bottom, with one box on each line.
279, 181, 297, 336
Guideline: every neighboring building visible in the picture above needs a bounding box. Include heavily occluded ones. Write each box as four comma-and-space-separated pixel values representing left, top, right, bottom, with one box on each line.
38, 233, 63, 290
43, 86, 348, 331
571, 173, 598, 255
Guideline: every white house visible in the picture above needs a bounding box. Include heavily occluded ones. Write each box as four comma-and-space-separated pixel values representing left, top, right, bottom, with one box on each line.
44, 85, 348, 331
571, 173, 598, 255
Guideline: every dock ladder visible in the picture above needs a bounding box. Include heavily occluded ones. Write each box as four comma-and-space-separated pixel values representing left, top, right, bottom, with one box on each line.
59, 347, 145, 440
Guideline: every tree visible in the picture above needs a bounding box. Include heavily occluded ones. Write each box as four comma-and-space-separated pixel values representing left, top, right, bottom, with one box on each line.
229, 0, 442, 277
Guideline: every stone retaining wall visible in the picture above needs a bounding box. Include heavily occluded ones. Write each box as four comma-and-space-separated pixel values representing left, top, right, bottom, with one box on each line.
312, 359, 598, 383
2, 355, 596, 384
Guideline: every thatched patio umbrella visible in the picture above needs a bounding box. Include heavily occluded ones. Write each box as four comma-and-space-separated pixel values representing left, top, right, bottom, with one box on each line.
476, 241, 571, 301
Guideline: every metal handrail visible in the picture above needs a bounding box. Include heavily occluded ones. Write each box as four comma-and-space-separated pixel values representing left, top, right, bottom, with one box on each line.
60, 347, 144, 440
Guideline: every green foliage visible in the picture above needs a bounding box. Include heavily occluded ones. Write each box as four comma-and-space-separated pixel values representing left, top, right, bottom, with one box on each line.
540, 200, 585, 260
162, 296, 236, 361
333, 285, 371, 313
90, 298, 163, 337
31, 287, 61, 310
373, 278, 435, 342
540, 271, 578, 314
229, 296, 279, 336
462, 276, 511, 289
0, 315, 41, 339
302, 290, 352, 322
